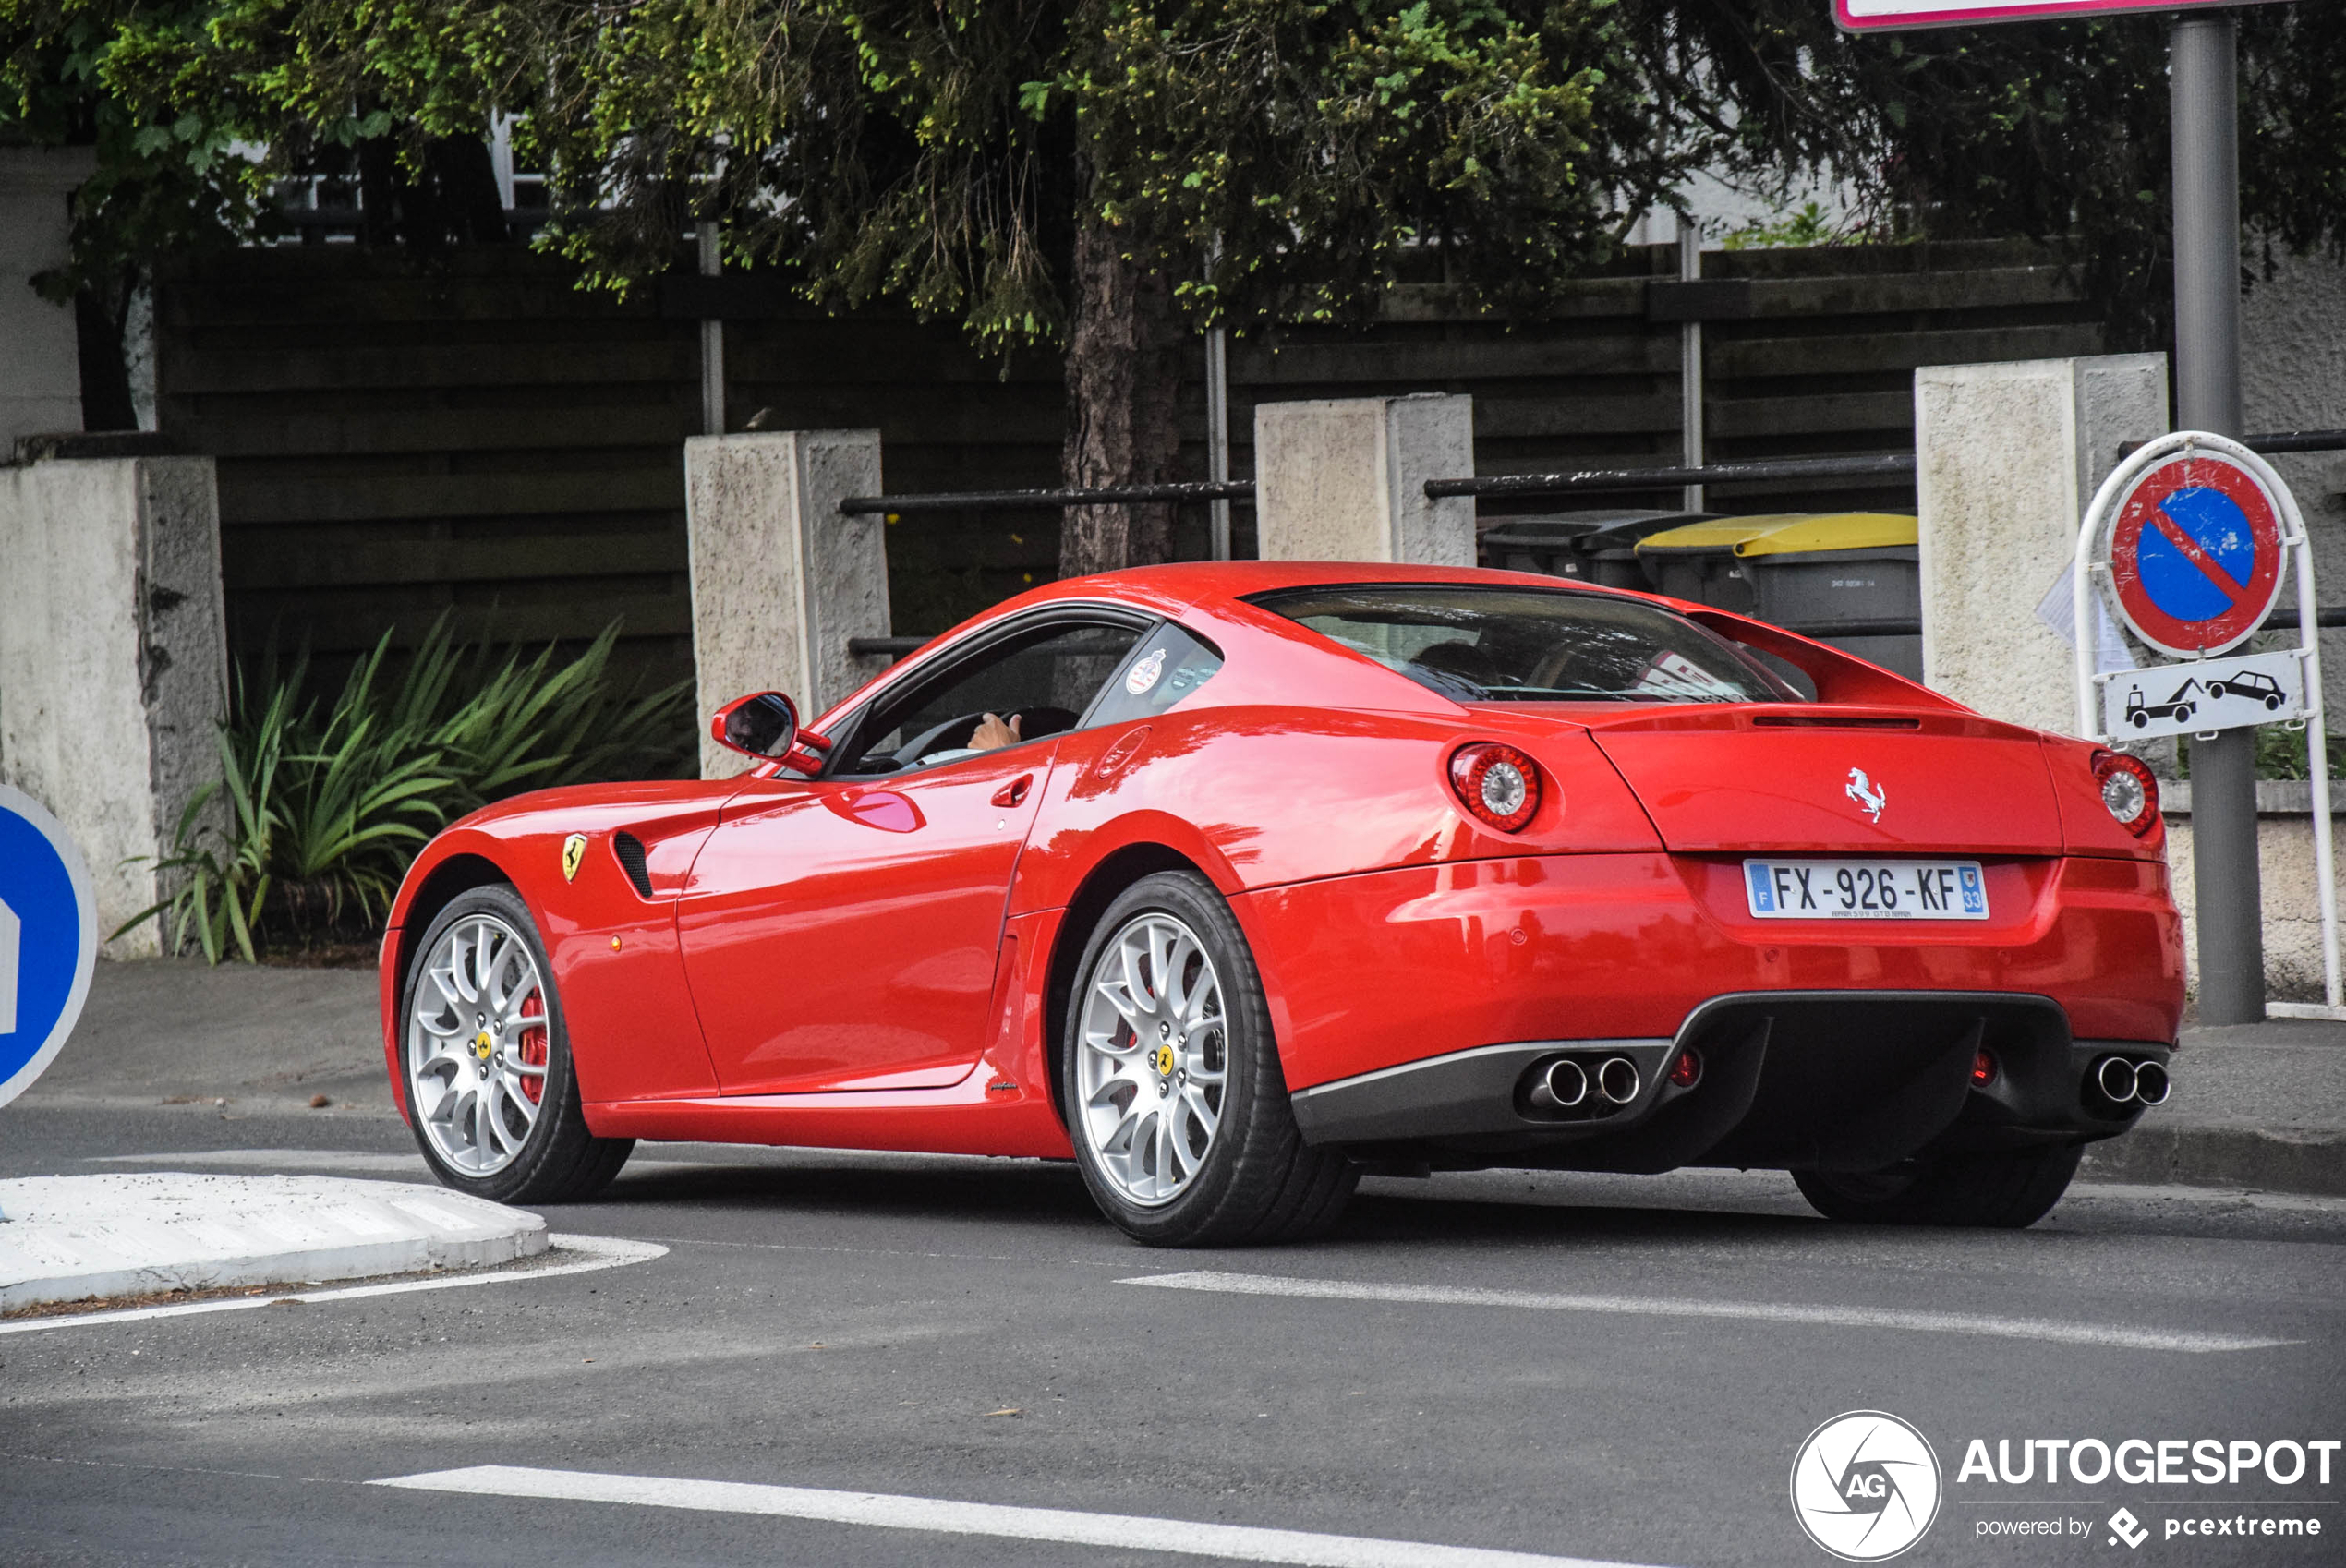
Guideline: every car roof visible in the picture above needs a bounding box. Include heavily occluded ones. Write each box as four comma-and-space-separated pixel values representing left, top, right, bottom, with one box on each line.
1029, 560, 1671, 616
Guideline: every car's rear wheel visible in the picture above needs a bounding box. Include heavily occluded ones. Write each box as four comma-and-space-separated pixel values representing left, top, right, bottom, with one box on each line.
1792, 1143, 2082, 1228
402, 884, 633, 1204
1061, 871, 1356, 1247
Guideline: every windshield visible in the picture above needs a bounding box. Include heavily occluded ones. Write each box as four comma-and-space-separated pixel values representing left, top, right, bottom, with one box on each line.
1250, 584, 1801, 705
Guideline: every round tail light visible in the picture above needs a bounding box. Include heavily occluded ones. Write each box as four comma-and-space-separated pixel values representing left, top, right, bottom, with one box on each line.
1449, 742, 1543, 832
2091, 750, 2159, 837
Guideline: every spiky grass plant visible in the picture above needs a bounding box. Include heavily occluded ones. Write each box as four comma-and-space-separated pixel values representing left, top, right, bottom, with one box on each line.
122, 618, 690, 961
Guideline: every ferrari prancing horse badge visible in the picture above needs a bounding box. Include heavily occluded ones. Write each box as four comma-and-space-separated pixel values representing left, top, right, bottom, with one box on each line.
561, 833, 588, 882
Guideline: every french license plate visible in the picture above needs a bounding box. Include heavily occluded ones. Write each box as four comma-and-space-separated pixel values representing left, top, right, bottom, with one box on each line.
1743, 859, 1989, 921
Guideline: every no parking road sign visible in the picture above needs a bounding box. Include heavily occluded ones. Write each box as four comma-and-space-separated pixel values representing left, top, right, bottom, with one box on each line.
0, 785, 98, 1109
2104, 448, 2289, 658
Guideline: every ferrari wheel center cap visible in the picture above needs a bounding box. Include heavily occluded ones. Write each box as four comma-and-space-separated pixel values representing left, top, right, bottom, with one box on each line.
474, 1031, 495, 1063
1153, 1043, 1177, 1077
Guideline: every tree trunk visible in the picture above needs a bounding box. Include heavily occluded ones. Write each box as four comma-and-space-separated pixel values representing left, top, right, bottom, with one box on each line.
1059, 212, 1187, 580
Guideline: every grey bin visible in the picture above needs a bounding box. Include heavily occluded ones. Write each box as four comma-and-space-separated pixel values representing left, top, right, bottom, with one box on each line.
1635, 513, 1924, 681
1478, 510, 1720, 589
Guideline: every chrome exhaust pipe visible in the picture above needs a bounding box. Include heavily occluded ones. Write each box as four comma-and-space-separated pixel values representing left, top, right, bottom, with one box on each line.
2132, 1060, 2170, 1106
1597, 1055, 1641, 1106
2096, 1055, 2138, 1104
1525, 1057, 1590, 1113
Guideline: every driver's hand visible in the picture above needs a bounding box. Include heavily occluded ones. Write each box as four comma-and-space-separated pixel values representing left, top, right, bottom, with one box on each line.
969, 712, 1022, 752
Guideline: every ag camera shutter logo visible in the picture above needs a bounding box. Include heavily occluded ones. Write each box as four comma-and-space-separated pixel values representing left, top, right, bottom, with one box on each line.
1790, 1410, 1943, 1561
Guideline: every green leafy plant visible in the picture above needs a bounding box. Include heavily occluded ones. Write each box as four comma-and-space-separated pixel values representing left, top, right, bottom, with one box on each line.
120, 617, 691, 961
1721, 202, 1854, 253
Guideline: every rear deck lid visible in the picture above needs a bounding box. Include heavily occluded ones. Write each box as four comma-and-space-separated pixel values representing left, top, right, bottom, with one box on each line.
1584, 706, 2064, 855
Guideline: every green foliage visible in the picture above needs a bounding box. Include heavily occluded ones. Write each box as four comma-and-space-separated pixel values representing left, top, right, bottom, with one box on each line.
1613, 1, 2346, 344
2178, 727, 2346, 786
119, 619, 691, 961
1720, 201, 1854, 254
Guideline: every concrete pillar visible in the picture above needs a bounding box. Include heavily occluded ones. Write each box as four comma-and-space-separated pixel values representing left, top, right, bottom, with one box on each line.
1254, 393, 1475, 564
0, 452, 228, 958
1914, 355, 2169, 734
0, 147, 95, 450
683, 429, 889, 778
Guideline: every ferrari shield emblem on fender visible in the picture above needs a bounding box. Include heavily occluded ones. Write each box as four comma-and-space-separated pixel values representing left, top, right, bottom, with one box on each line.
560, 833, 588, 882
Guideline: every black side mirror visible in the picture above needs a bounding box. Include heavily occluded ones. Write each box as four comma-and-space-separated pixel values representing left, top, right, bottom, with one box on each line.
710, 691, 799, 759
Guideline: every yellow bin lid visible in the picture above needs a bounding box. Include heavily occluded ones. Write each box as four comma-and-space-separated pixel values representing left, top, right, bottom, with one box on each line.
1634, 512, 1917, 559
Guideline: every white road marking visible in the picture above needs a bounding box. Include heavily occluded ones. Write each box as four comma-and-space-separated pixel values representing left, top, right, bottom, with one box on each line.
1122, 1271, 2297, 1354
94, 1149, 426, 1174
371, 1465, 1672, 1568
0, 1234, 665, 1336
90, 1149, 699, 1177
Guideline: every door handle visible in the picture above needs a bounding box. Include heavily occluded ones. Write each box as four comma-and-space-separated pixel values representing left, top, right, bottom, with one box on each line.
991, 774, 1034, 808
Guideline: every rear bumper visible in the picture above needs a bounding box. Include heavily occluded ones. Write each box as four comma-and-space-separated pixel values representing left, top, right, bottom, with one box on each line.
1236, 850, 2183, 1095
1289, 990, 2168, 1172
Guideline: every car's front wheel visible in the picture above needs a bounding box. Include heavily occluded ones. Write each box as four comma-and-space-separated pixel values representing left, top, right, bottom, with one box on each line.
1792, 1143, 2082, 1227
401, 884, 633, 1204
1060, 871, 1356, 1246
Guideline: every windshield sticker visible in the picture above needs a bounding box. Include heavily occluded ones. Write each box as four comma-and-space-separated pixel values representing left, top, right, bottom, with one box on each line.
1634, 649, 1745, 701
1126, 648, 1167, 694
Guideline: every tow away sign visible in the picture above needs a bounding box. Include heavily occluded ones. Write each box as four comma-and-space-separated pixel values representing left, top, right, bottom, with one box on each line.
2102, 648, 2304, 742
1836, 0, 2288, 33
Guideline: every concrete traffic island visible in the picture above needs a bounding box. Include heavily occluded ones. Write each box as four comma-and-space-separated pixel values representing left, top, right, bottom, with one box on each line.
0, 1172, 547, 1314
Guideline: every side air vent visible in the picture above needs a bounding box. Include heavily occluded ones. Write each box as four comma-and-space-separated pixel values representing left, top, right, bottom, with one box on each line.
612, 833, 654, 899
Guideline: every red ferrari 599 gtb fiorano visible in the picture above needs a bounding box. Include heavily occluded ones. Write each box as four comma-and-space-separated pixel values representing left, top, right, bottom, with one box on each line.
380, 561, 2183, 1245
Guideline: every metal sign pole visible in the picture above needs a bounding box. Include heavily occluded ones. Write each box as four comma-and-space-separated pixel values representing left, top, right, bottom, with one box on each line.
1679, 219, 1705, 514
1205, 324, 1232, 561
2170, 12, 2264, 1023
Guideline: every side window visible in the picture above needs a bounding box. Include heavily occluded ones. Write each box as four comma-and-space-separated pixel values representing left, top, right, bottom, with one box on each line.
835, 621, 1145, 775
1084, 623, 1225, 730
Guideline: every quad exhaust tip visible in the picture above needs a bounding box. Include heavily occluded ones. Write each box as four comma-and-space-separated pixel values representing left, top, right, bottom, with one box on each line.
1526, 1054, 1642, 1114
1542, 1058, 1590, 1110
2093, 1054, 2168, 1107
1598, 1055, 1640, 1106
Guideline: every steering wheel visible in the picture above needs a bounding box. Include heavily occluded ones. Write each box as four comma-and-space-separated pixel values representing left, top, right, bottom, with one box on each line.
890, 706, 1082, 767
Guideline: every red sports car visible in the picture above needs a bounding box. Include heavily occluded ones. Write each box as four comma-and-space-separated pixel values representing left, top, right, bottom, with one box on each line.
380, 562, 2183, 1244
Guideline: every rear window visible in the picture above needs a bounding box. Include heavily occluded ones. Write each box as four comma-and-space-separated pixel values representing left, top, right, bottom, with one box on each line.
1249, 584, 1800, 705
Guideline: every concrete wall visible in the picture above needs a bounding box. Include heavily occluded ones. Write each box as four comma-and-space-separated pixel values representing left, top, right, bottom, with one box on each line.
0, 456, 228, 958
2162, 782, 2346, 1002
2242, 246, 2346, 737
0, 148, 93, 451
683, 429, 889, 778
1254, 394, 1475, 564
1914, 355, 2169, 737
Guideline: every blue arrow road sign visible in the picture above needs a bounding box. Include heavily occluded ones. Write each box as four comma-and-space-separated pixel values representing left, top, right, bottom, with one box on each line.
0, 784, 98, 1109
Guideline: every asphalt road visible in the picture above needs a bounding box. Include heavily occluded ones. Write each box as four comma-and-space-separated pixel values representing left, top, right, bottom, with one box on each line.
3, 1102, 2340, 1568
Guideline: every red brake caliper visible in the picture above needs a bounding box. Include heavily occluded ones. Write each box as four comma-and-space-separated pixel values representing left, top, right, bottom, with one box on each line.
518, 995, 548, 1103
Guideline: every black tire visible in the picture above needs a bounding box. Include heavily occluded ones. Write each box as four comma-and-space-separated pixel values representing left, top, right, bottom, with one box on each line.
1792, 1143, 2082, 1228
1058, 871, 1357, 1247
399, 884, 634, 1204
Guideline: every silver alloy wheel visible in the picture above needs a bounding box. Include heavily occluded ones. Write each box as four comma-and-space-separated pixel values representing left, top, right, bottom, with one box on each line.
407, 913, 551, 1176
1075, 911, 1227, 1206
